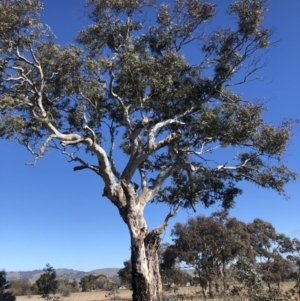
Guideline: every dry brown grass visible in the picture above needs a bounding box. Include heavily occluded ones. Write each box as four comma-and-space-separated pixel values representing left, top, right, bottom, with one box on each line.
280, 281, 296, 291
15, 282, 297, 301
15, 287, 200, 301
16, 290, 128, 301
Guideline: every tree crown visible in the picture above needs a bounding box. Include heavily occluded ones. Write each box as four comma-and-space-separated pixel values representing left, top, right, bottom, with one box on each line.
0, 0, 296, 214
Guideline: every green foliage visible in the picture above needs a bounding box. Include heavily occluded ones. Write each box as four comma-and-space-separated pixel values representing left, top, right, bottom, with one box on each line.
236, 257, 265, 299
166, 211, 252, 291
118, 260, 132, 289
0, 0, 45, 52
79, 274, 109, 292
160, 268, 192, 287
165, 211, 296, 299
36, 264, 58, 300
234, 257, 292, 301
0, 270, 16, 301
247, 219, 294, 288
79, 275, 90, 292
0, 0, 296, 209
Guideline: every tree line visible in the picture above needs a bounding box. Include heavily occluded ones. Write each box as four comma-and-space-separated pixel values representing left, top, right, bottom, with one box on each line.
118, 211, 300, 300
1, 264, 116, 300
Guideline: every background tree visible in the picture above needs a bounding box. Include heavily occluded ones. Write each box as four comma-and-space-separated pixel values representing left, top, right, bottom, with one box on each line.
79, 275, 94, 292
10, 277, 31, 296
79, 274, 109, 292
30, 282, 39, 295
57, 279, 79, 297
160, 268, 192, 288
71, 280, 80, 292
164, 212, 296, 299
157, 242, 192, 286
247, 219, 294, 290
260, 254, 293, 290
36, 264, 58, 300
0, 0, 297, 300
164, 211, 252, 298
234, 257, 265, 301
118, 260, 132, 289
233, 257, 293, 301
0, 270, 16, 301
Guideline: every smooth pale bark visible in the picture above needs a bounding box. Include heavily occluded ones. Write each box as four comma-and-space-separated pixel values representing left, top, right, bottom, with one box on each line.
116, 183, 165, 301
130, 227, 163, 301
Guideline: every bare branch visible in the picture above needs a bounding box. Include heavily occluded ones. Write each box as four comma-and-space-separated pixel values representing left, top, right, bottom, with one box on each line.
29, 45, 40, 67
60, 136, 86, 147
215, 153, 260, 172
148, 119, 185, 150
16, 47, 36, 67
7, 69, 34, 87
108, 123, 121, 179
18, 134, 56, 166
72, 157, 100, 174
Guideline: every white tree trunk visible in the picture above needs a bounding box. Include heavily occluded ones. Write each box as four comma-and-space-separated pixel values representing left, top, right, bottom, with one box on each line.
115, 183, 164, 301
130, 228, 163, 301
110, 180, 180, 301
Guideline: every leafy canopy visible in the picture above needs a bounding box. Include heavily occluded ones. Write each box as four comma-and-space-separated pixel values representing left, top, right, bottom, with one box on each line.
0, 0, 296, 212
36, 264, 58, 298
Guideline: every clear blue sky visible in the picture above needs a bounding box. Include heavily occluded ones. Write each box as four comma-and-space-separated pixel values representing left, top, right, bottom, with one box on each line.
1, 0, 299, 272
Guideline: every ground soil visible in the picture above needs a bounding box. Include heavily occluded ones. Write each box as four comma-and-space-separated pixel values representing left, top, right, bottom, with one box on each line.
16, 287, 200, 301
16, 282, 297, 301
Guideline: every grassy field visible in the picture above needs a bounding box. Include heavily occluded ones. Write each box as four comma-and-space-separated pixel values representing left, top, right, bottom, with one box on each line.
16, 287, 203, 301
16, 282, 297, 301
16, 290, 131, 301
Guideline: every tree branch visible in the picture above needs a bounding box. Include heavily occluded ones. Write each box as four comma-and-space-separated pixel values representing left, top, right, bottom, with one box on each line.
147, 162, 196, 202
71, 156, 100, 174
108, 69, 132, 133
150, 203, 182, 237
148, 119, 185, 150
18, 134, 56, 166
108, 122, 121, 179
139, 166, 147, 190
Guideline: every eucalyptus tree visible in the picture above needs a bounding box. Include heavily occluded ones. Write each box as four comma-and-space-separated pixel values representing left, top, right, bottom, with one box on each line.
0, 0, 297, 300
247, 219, 294, 290
79, 274, 108, 292
164, 212, 252, 298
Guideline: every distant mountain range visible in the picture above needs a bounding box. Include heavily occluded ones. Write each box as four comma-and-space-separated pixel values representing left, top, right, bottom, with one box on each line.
6, 268, 121, 283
